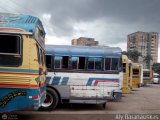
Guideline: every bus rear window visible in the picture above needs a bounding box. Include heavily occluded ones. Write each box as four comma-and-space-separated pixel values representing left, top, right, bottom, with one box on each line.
0, 34, 22, 66
0, 35, 21, 54
133, 69, 139, 75
143, 72, 150, 77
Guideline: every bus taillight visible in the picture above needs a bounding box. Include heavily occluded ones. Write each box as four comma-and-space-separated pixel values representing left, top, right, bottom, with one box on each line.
39, 68, 43, 75
32, 96, 39, 99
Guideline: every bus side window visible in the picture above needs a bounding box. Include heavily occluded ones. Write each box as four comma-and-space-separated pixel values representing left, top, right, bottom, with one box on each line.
87, 58, 102, 70
71, 57, 78, 69
78, 57, 85, 69
46, 55, 52, 68
129, 65, 131, 77
88, 58, 94, 70
62, 56, 69, 69
36, 44, 41, 64
105, 58, 111, 70
95, 58, 102, 70
123, 63, 126, 72
40, 49, 44, 65
36, 44, 45, 66
111, 58, 119, 70
54, 56, 62, 69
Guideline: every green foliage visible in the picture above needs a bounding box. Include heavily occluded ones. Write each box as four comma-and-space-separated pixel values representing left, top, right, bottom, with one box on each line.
122, 50, 141, 62
143, 54, 153, 69
152, 63, 160, 74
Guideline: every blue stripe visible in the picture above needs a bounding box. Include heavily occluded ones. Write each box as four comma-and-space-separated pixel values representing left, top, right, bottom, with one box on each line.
52, 76, 61, 85
0, 87, 45, 112
87, 78, 119, 86
46, 76, 51, 84
0, 68, 39, 73
61, 77, 69, 85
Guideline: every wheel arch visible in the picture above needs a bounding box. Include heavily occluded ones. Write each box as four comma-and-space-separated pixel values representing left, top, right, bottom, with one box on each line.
46, 85, 61, 102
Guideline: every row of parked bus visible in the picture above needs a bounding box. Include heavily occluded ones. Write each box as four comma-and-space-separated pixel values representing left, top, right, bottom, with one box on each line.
0, 13, 157, 113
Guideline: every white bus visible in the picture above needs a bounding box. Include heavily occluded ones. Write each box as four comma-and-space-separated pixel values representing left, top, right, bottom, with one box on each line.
41, 45, 123, 110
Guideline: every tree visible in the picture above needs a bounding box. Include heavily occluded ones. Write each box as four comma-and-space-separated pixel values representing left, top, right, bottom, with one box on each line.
152, 63, 160, 74
122, 51, 128, 56
143, 54, 153, 69
123, 50, 141, 62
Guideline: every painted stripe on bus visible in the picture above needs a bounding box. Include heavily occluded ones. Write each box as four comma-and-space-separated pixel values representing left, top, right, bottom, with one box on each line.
61, 77, 69, 85
46, 76, 52, 83
0, 72, 38, 76
52, 76, 61, 85
94, 80, 119, 86
87, 78, 119, 86
0, 68, 39, 73
0, 83, 39, 88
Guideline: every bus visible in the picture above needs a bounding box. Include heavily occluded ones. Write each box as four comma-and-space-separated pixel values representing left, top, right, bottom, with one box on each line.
131, 63, 142, 88
128, 59, 133, 89
0, 13, 46, 112
152, 73, 159, 84
41, 45, 123, 110
122, 55, 131, 94
143, 69, 152, 85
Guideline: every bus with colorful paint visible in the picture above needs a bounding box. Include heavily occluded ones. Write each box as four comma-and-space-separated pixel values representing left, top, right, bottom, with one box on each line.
0, 13, 46, 112
41, 45, 123, 110
128, 59, 133, 89
143, 69, 152, 85
131, 63, 142, 88
122, 55, 131, 94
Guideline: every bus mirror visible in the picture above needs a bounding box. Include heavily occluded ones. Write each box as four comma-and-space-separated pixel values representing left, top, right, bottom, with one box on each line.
44, 69, 48, 75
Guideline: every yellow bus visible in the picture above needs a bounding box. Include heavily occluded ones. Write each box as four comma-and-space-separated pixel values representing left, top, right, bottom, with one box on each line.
131, 63, 142, 88
0, 13, 46, 112
143, 69, 152, 85
122, 55, 131, 94
128, 59, 133, 89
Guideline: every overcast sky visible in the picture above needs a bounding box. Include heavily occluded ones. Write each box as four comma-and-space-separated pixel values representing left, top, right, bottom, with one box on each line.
0, 0, 160, 62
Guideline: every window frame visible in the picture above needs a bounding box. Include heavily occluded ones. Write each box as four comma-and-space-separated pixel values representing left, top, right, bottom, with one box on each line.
54, 56, 62, 69
132, 68, 139, 75
71, 56, 79, 69
104, 57, 120, 71
0, 34, 22, 56
87, 57, 103, 70
46, 54, 52, 68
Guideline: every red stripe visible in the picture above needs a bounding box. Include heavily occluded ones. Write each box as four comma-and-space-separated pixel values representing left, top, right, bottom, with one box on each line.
0, 83, 39, 88
94, 80, 118, 86
0, 72, 38, 76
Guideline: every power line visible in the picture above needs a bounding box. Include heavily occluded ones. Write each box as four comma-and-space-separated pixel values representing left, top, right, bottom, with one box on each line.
0, 0, 53, 35
9, 0, 52, 29
0, 0, 21, 14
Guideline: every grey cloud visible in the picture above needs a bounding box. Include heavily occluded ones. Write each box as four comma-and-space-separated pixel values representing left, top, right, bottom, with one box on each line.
0, 0, 160, 44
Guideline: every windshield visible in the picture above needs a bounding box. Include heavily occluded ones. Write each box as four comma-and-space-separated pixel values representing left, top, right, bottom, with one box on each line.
0, 34, 22, 66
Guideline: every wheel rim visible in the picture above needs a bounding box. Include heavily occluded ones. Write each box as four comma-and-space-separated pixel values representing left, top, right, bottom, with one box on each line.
42, 92, 53, 107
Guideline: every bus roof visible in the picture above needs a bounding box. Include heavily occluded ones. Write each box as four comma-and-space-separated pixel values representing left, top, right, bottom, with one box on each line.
0, 13, 45, 36
46, 45, 122, 58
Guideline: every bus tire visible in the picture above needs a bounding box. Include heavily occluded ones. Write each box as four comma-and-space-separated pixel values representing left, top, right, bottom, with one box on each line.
40, 87, 59, 111
114, 92, 122, 102
101, 103, 106, 110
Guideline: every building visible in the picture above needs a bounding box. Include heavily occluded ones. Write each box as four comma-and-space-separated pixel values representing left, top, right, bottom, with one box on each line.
72, 37, 98, 46
127, 31, 159, 69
